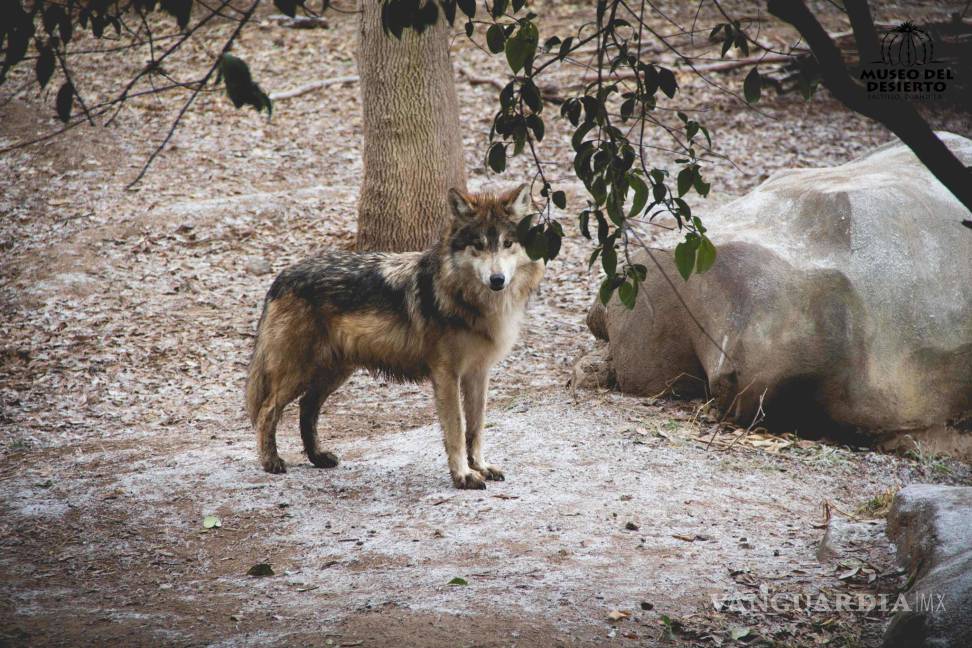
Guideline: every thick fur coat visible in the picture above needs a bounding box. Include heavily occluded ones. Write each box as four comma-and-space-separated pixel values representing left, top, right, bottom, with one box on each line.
246, 184, 544, 488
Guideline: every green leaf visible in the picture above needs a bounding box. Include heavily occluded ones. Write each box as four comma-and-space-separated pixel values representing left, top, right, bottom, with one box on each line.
448, 577, 469, 586
273, 0, 297, 18
161, 0, 192, 30
491, 0, 507, 19
457, 0, 476, 19
35, 45, 55, 89
219, 54, 272, 116
677, 167, 694, 197
486, 24, 506, 54
674, 240, 697, 280
505, 22, 538, 73
598, 276, 616, 305
247, 563, 274, 577
552, 190, 566, 209
521, 79, 542, 113
203, 515, 221, 529
545, 226, 562, 260
487, 142, 506, 173
525, 225, 548, 260
696, 235, 717, 273
601, 244, 617, 276
658, 67, 678, 98
743, 67, 762, 103
618, 280, 637, 309
627, 174, 648, 218
55, 81, 74, 123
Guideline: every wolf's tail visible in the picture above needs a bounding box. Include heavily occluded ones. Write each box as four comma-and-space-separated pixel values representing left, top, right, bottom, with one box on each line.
245, 303, 270, 426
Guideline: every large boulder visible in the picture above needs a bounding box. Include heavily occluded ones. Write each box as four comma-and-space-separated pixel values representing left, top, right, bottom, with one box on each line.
581, 133, 972, 444
883, 484, 972, 648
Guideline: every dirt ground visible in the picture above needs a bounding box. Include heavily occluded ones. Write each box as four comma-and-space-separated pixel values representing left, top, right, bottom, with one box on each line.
2, 2, 971, 647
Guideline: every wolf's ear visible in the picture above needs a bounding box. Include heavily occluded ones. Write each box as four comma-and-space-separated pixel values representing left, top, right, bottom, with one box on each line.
448, 188, 476, 222
503, 183, 532, 218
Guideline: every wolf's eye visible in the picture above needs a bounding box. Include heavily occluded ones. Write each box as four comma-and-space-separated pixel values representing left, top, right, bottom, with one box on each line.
502, 239, 514, 248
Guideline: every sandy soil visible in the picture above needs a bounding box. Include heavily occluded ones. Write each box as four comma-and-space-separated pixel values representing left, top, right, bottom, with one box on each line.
2, 1, 971, 646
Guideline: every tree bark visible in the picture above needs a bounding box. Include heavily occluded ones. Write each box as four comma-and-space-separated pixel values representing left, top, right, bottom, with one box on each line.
355, 0, 467, 252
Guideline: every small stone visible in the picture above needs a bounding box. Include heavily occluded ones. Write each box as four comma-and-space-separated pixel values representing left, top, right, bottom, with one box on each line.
243, 256, 272, 276
625, 521, 639, 531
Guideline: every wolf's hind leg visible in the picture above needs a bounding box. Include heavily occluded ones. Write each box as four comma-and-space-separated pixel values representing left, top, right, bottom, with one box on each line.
432, 367, 485, 490
256, 400, 286, 474
299, 368, 352, 468
462, 369, 504, 481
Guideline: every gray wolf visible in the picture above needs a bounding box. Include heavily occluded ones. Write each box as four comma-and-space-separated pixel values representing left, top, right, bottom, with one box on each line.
245, 184, 544, 489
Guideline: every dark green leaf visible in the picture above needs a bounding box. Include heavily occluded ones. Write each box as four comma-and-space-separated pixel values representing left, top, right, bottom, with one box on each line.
486, 23, 506, 53
43, 6, 65, 35
674, 240, 696, 280
487, 142, 506, 173
457, 0, 475, 19
598, 276, 616, 305
558, 36, 574, 61
448, 577, 468, 586
601, 244, 617, 276
677, 167, 694, 197
521, 79, 542, 113
219, 54, 272, 116
658, 67, 678, 98
743, 67, 762, 103
36, 45, 55, 89
525, 114, 544, 141
161, 0, 192, 30
55, 81, 74, 123
525, 225, 548, 260
545, 226, 562, 260
274, 0, 297, 18
492, 0, 508, 19
442, 0, 457, 25
552, 190, 566, 209
627, 174, 648, 218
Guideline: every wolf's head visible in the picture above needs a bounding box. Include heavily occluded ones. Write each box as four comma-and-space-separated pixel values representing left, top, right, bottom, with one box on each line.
445, 184, 535, 292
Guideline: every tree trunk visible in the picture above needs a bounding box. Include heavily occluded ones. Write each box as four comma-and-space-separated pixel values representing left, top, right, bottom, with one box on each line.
355, 1, 467, 252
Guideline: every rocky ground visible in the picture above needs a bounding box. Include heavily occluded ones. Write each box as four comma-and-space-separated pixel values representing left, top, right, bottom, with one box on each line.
1, 1, 971, 646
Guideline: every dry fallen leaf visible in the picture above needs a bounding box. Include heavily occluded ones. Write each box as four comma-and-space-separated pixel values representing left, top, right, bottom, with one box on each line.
607, 610, 629, 622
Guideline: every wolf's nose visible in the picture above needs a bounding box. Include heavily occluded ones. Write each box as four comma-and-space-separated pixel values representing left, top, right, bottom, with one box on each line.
489, 273, 506, 291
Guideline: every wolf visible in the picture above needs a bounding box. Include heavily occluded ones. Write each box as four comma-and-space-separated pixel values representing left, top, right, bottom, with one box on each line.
245, 184, 544, 489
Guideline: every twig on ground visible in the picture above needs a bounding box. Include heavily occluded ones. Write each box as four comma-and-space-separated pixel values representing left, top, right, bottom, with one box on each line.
268, 75, 359, 101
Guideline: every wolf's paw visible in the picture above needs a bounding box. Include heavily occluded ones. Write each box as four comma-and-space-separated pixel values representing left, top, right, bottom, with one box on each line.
480, 465, 505, 481
470, 462, 505, 481
308, 451, 340, 469
452, 470, 487, 490
262, 456, 287, 474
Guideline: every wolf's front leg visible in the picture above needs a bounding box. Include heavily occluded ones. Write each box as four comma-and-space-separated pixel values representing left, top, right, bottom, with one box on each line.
432, 368, 485, 489
461, 369, 504, 481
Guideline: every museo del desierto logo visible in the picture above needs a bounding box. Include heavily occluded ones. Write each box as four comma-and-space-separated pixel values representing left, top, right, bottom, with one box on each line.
859, 22, 955, 100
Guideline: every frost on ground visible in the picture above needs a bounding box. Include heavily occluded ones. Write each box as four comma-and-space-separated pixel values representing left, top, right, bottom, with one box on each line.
1, 2, 971, 646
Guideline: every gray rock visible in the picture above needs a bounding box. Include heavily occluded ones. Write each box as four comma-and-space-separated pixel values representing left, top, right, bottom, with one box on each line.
883, 484, 972, 648
816, 516, 885, 562
584, 133, 972, 444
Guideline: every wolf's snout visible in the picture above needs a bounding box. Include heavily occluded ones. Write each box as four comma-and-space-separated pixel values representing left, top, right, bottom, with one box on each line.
489, 273, 506, 291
